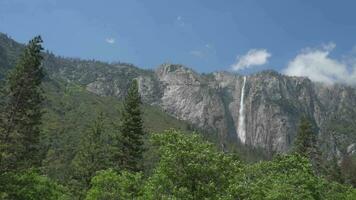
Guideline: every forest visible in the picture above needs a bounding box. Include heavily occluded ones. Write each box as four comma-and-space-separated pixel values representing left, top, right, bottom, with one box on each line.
1, 37, 356, 200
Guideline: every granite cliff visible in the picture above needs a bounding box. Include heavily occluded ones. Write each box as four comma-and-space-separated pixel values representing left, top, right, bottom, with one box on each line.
1, 33, 355, 156
45, 60, 356, 155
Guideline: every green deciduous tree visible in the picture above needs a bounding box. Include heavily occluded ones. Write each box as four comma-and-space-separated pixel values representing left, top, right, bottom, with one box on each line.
119, 79, 145, 172
0, 169, 70, 200
142, 130, 241, 200
224, 154, 356, 200
85, 169, 143, 200
0, 36, 44, 172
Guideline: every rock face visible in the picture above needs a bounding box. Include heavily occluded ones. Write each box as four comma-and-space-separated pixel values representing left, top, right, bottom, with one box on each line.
155, 64, 227, 140
45, 62, 356, 154
154, 66, 356, 154
1, 33, 355, 154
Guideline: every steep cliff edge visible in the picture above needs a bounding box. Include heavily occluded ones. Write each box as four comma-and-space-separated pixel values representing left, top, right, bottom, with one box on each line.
151, 65, 356, 154
40, 59, 356, 155
1, 33, 355, 155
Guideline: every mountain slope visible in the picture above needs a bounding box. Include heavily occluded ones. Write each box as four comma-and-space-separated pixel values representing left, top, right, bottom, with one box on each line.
1, 33, 355, 157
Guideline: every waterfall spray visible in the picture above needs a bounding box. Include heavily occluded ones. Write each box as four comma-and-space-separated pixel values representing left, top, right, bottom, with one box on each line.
237, 76, 247, 143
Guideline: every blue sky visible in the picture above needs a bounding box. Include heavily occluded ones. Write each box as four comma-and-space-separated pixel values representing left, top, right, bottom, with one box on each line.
1, 0, 356, 81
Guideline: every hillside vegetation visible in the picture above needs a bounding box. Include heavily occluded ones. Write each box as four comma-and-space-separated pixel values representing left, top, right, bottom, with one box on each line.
0, 34, 355, 199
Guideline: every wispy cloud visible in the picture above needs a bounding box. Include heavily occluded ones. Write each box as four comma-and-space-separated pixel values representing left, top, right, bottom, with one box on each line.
231, 49, 271, 71
176, 15, 185, 26
105, 37, 115, 44
205, 44, 212, 49
283, 43, 356, 85
189, 43, 216, 58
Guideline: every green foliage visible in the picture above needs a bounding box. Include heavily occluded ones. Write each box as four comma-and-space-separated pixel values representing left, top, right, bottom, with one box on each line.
0, 169, 70, 200
1, 34, 355, 199
340, 154, 356, 187
119, 79, 145, 172
325, 154, 344, 184
85, 169, 143, 200
83, 130, 356, 199
224, 154, 356, 200
39, 79, 189, 187
0, 36, 44, 172
142, 130, 241, 200
293, 116, 324, 175
0, 33, 24, 77
70, 113, 118, 196
293, 117, 316, 157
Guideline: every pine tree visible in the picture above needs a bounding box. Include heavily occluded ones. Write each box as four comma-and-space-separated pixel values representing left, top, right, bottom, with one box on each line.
293, 116, 316, 157
71, 113, 113, 192
326, 154, 344, 183
119, 79, 145, 172
293, 116, 324, 174
0, 36, 44, 172
340, 154, 356, 187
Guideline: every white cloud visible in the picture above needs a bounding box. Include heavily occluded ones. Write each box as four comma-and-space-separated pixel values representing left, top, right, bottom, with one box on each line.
231, 49, 271, 71
105, 37, 115, 44
283, 43, 356, 85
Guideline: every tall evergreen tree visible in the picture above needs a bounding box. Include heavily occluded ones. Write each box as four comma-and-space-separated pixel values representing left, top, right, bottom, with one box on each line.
119, 79, 145, 172
340, 154, 356, 187
0, 36, 44, 172
326, 154, 344, 184
293, 116, 316, 157
293, 116, 323, 174
71, 113, 113, 192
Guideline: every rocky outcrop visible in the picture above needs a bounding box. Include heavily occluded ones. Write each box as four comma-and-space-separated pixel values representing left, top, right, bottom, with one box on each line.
48, 61, 355, 154
149, 65, 356, 154
1, 33, 355, 154
155, 64, 228, 140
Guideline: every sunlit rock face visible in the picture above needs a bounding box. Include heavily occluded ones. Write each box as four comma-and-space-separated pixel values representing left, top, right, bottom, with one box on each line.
64, 62, 355, 154
151, 65, 356, 154
155, 64, 228, 141
47, 60, 356, 154
155, 66, 302, 152
1, 33, 355, 155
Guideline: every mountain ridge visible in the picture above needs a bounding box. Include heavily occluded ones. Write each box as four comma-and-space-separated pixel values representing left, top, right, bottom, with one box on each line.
1, 33, 355, 157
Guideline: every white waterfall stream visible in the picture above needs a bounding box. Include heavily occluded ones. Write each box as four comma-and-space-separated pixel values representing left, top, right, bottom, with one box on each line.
237, 76, 247, 144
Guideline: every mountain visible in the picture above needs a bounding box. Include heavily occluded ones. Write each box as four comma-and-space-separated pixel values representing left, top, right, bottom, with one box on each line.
149, 65, 355, 155
0, 33, 189, 131
0, 33, 194, 178
1, 33, 355, 158
43, 56, 356, 156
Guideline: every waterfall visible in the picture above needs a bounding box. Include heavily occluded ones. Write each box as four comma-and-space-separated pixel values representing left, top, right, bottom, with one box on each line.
237, 76, 247, 144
